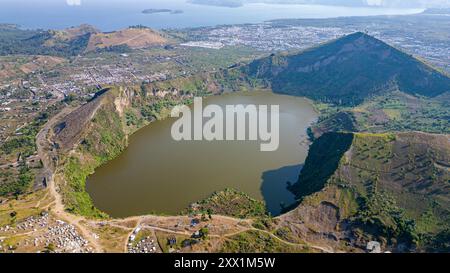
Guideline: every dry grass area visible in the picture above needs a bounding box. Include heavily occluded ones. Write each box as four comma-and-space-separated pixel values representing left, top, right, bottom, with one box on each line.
139, 215, 250, 237
85, 221, 131, 253
279, 132, 450, 253
0, 63, 20, 80
19, 56, 66, 74
86, 28, 168, 52
53, 93, 106, 151
0, 190, 97, 253
0, 55, 66, 81
49, 25, 99, 43
0, 189, 53, 227
153, 229, 224, 253
42, 24, 99, 48
154, 230, 191, 253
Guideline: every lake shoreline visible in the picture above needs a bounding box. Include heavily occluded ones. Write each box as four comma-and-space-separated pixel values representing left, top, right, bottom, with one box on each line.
86, 90, 318, 218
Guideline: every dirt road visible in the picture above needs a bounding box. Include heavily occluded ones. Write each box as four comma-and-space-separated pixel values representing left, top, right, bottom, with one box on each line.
35, 105, 103, 252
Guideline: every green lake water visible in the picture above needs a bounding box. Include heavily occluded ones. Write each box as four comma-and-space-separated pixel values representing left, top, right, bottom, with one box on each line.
86, 91, 318, 217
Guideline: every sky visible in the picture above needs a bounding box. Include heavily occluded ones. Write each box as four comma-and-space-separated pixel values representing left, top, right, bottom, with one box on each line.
63, 0, 450, 8
341, 0, 450, 7
66, 0, 81, 5
248, 0, 450, 8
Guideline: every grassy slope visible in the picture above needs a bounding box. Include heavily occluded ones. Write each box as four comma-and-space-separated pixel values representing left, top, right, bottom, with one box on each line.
289, 132, 450, 252
288, 132, 354, 199
0, 25, 168, 57
61, 92, 125, 218
0, 104, 63, 197
192, 188, 267, 219
220, 230, 311, 253
243, 32, 450, 106
310, 90, 450, 139
0, 25, 91, 57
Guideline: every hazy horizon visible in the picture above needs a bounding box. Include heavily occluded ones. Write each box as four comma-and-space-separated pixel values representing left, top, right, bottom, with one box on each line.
2, 0, 446, 9
0, 0, 425, 31
192, 0, 450, 8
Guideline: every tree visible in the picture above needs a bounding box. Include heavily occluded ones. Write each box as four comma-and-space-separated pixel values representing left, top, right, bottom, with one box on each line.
43, 243, 56, 253
200, 227, 209, 240
64, 93, 76, 103
207, 209, 213, 220
201, 213, 207, 222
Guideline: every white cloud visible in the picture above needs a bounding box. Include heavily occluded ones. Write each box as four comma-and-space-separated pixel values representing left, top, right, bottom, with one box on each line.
247, 0, 450, 8
66, 0, 81, 6
366, 0, 383, 6
370, 0, 450, 8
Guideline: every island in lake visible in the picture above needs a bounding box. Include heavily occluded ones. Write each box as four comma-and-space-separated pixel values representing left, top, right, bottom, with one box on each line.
142, 9, 184, 15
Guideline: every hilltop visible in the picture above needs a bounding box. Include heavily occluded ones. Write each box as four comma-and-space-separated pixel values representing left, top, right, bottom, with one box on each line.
0, 24, 93, 57
47, 24, 100, 42
0, 25, 170, 57
243, 32, 450, 105
85, 27, 169, 52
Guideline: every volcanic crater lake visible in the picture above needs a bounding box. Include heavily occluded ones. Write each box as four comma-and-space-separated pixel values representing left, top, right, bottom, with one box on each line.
86, 91, 318, 218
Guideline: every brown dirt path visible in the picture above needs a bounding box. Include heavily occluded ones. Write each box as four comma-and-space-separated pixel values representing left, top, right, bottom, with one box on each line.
36, 105, 103, 252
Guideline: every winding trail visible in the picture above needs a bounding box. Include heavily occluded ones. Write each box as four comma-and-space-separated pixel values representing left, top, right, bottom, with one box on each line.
36, 105, 103, 252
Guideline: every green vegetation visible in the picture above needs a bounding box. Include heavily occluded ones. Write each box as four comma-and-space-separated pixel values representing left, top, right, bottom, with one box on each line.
288, 132, 354, 200
0, 105, 61, 197
351, 189, 419, 247
4, 29, 443, 252
199, 227, 209, 239
349, 133, 449, 250
242, 32, 450, 106
82, 105, 126, 163
220, 230, 309, 253
129, 229, 153, 248
63, 93, 77, 104
179, 46, 262, 73
311, 111, 356, 139
155, 231, 191, 253
1, 107, 58, 154
0, 164, 34, 197
0, 25, 90, 57
290, 132, 449, 252
62, 156, 108, 218
1, 137, 35, 156
424, 229, 450, 252
193, 188, 267, 219
57, 81, 210, 218
94, 44, 131, 54
0, 111, 49, 157
125, 110, 141, 127
252, 216, 277, 231
43, 243, 56, 253
61, 99, 127, 218
311, 91, 450, 137
140, 98, 181, 120
354, 92, 450, 134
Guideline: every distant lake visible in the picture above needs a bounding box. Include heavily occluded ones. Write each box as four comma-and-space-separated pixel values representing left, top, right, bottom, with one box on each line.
86, 91, 318, 218
0, 0, 423, 31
